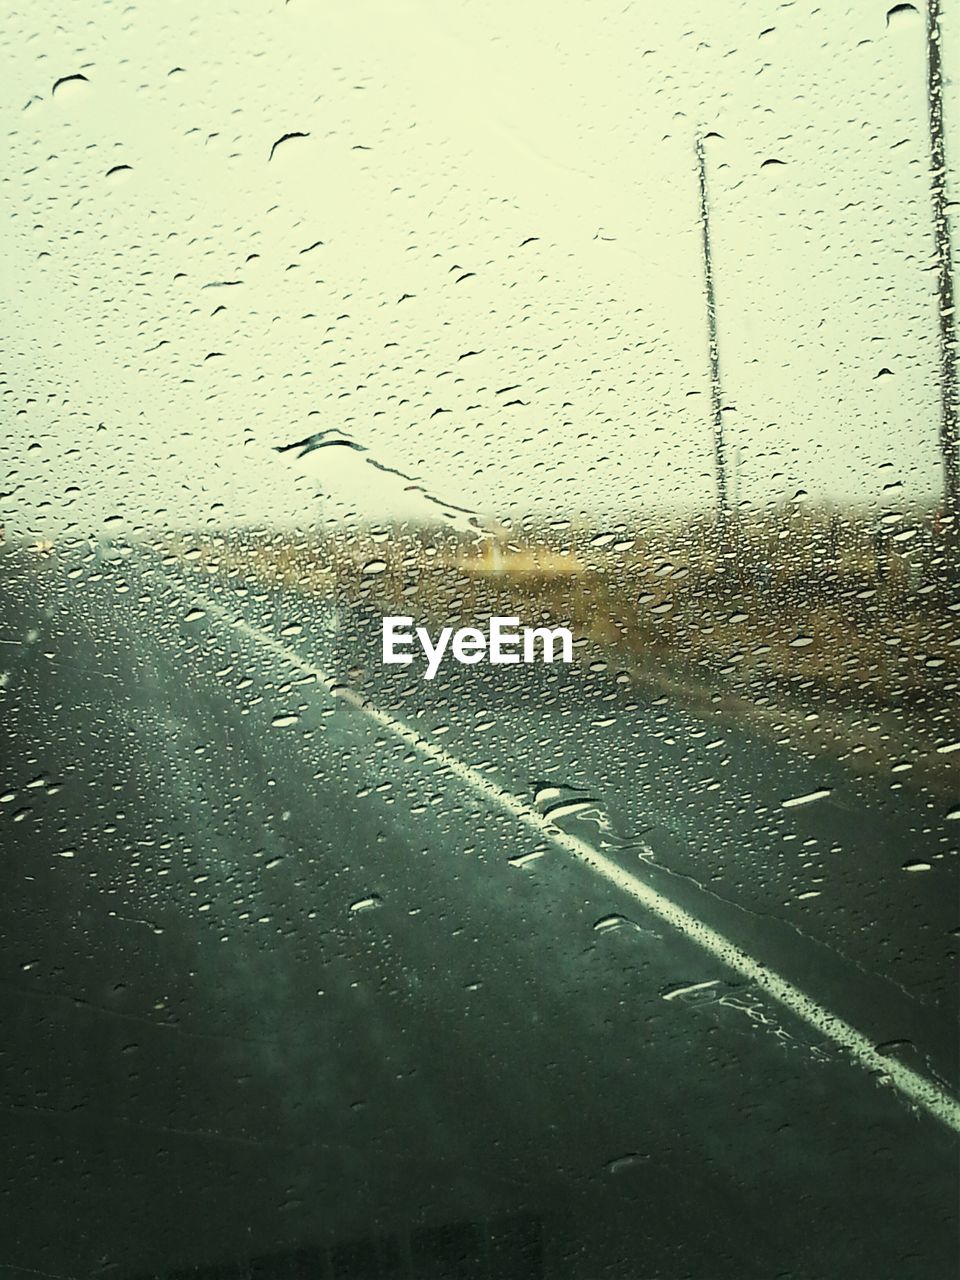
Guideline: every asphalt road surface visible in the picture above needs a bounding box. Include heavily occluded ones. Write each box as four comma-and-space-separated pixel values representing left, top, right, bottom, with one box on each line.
1, 546, 957, 1280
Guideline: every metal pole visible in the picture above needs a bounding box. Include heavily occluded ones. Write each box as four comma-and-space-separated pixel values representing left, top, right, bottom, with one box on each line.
927, 0, 960, 524
696, 134, 729, 535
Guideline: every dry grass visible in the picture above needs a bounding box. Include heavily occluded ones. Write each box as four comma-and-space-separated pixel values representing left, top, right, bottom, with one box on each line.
164, 506, 960, 743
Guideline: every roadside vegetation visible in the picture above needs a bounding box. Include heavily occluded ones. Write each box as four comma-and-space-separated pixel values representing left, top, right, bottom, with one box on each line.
165, 503, 960, 793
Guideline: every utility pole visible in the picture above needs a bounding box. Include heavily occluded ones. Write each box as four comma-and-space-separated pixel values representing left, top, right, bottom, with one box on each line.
926, 0, 960, 525
696, 133, 730, 538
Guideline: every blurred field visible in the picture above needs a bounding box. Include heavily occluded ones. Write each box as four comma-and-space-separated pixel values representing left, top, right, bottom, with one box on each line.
168, 507, 958, 695
164, 505, 960, 792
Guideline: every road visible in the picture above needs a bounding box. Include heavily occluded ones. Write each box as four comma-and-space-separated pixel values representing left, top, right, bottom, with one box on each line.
0, 546, 957, 1280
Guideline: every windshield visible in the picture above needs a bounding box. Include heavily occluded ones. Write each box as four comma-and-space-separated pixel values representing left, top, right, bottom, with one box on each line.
2, 2, 958, 1277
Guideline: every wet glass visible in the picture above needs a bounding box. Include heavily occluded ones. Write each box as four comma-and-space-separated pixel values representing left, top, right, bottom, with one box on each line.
2, 2, 958, 1277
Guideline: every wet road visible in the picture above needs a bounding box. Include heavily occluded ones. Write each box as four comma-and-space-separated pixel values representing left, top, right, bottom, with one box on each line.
1, 548, 957, 1279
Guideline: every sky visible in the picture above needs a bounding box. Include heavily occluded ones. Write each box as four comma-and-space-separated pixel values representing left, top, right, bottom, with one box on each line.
1, 0, 957, 538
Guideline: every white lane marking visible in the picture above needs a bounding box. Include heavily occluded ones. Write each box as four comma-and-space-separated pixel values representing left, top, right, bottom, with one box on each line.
203, 595, 960, 1135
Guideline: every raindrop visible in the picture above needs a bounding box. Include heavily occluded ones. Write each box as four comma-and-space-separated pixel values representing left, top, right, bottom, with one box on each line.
269, 131, 310, 161
886, 3, 920, 28
605, 1153, 649, 1175
542, 799, 599, 823
781, 788, 832, 809
593, 914, 642, 934
661, 980, 721, 1002
875, 1038, 914, 1056
52, 73, 89, 96
349, 894, 382, 913
508, 850, 546, 868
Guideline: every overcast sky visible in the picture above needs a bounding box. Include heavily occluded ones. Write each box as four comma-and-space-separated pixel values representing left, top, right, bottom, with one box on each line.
2, 0, 957, 538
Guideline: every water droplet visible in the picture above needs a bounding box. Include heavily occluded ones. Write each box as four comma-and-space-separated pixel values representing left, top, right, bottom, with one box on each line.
605, 1153, 649, 1175
886, 3, 920, 30
781, 788, 832, 809
875, 1038, 914, 1056
661, 979, 721, 1002
349, 894, 382, 913
593, 914, 633, 933
268, 131, 310, 162
508, 849, 546, 868
52, 73, 90, 97
542, 799, 599, 823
